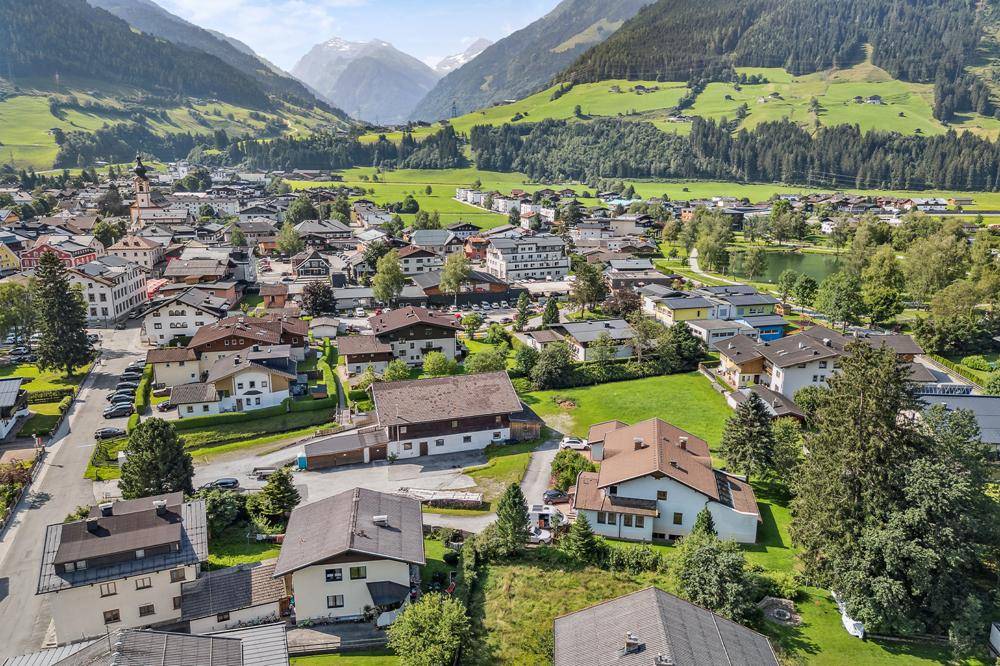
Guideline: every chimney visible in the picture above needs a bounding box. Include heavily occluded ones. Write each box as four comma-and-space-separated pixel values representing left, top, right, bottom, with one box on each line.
153, 499, 167, 515
623, 632, 642, 654
234, 355, 241, 365
99, 502, 113, 517
822, 337, 832, 346
633, 437, 645, 450
679, 436, 688, 450
86, 517, 100, 533
372, 515, 389, 527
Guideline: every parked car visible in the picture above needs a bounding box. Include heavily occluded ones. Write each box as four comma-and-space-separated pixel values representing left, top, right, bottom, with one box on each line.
501, 301, 510, 309
94, 427, 126, 440
120, 372, 142, 381
201, 477, 240, 490
528, 526, 552, 544
559, 436, 589, 451
491, 302, 501, 310
115, 381, 139, 391
114, 321, 127, 330
103, 404, 134, 419
107, 393, 134, 405
354, 307, 365, 317
156, 401, 173, 412
543, 489, 570, 504
500, 317, 513, 324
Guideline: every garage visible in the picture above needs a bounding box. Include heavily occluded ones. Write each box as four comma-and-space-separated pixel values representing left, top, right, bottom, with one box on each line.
302, 426, 390, 471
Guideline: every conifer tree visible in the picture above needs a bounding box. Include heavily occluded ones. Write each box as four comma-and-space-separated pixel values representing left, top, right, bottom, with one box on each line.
563, 512, 601, 564
692, 506, 717, 537
119, 419, 194, 499
542, 298, 559, 326
719, 391, 775, 481
249, 467, 301, 526
34, 250, 92, 376
494, 482, 530, 556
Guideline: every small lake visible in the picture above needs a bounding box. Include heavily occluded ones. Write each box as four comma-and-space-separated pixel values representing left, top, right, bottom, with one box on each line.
729, 250, 842, 284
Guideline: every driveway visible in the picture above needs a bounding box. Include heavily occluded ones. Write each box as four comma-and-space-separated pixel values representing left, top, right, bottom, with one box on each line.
0, 324, 145, 659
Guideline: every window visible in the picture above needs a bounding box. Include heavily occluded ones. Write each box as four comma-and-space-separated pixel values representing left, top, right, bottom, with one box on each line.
325, 568, 342, 582
76, 560, 87, 570
135, 549, 145, 559
349, 566, 367, 580
463, 435, 472, 443
673, 512, 684, 525
138, 604, 155, 618
135, 577, 152, 590
609, 485, 618, 496
492, 431, 501, 439
170, 568, 186, 583
103, 609, 120, 624
819, 361, 828, 369
237, 383, 244, 390
216, 612, 230, 622
202, 405, 210, 412
451, 420, 457, 428
186, 406, 194, 414
327, 595, 344, 609
399, 426, 407, 434
173, 596, 182, 610
249, 381, 256, 389
99, 582, 117, 597
596, 512, 607, 524
656, 490, 668, 501
635, 516, 645, 528
435, 439, 444, 447
623, 514, 633, 527
403, 442, 412, 450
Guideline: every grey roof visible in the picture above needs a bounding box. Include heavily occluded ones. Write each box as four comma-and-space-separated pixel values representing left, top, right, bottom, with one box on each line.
920, 395, 1000, 444
553, 587, 778, 666
0, 378, 24, 408
489, 234, 565, 251
305, 426, 389, 457
170, 382, 219, 405
38, 499, 208, 594
273, 488, 425, 576
295, 218, 351, 235
367, 580, 410, 606
659, 296, 714, 310
211, 623, 289, 666
181, 561, 286, 620
696, 285, 759, 296
205, 346, 297, 383
731, 386, 805, 419
735, 315, 788, 328
553, 319, 634, 344
410, 269, 504, 289
410, 229, 456, 246
51, 629, 243, 666
608, 259, 654, 271
720, 293, 780, 306
372, 371, 522, 427
2, 642, 96, 666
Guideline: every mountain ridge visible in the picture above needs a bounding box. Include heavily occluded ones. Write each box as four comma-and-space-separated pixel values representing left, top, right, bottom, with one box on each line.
435, 38, 493, 75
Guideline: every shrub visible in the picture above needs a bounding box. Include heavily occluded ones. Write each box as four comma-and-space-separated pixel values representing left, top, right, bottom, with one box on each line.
126, 413, 140, 432
601, 543, 668, 574
758, 570, 801, 601
57, 396, 72, 414
27, 388, 75, 404
133, 365, 152, 413
443, 550, 460, 566
550, 449, 596, 491
961, 354, 992, 371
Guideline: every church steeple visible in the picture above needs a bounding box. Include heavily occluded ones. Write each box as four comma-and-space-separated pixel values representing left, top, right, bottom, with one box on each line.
130, 154, 155, 226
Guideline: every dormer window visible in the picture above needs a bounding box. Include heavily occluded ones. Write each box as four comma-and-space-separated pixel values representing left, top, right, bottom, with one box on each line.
609, 485, 618, 496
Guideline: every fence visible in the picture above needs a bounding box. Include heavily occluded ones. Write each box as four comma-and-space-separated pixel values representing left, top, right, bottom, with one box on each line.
0, 447, 45, 536
286, 636, 388, 656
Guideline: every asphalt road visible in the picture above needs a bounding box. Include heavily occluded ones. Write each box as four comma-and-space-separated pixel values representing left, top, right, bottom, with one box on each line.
0, 325, 143, 659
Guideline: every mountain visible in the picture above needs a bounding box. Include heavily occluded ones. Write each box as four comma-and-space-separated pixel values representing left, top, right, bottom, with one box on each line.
292, 38, 440, 124
409, 0, 653, 121
85, 0, 330, 109
435, 38, 493, 75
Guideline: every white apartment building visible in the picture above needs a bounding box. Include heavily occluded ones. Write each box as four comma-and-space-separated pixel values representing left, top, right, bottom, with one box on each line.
142, 287, 230, 345
107, 235, 165, 270
69, 255, 147, 326
485, 235, 570, 281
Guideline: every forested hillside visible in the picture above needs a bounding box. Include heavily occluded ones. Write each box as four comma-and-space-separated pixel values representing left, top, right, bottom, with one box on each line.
410, 0, 653, 121
560, 0, 992, 122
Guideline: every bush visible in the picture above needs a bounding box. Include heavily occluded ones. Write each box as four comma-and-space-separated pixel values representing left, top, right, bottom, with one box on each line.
287, 397, 337, 412
601, 543, 668, 574
126, 413, 140, 432
757, 570, 801, 601
57, 396, 72, 414
551, 449, 596, 491
443, 550, 460, 566
961, 354, 992, 371
172, 401, 288, 430
133, 365, 152, 413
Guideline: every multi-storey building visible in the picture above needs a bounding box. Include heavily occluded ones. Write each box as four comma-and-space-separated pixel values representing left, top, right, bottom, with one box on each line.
69, 255, 147, 326
485, 235, 570, 281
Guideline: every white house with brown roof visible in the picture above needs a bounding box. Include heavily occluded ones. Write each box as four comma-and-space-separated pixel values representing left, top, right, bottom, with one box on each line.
368, 306, 462, 366
272, 488, 424, 626
143, 287, 231, 345
397, 245, 443, 276
108, 235, 165, 270
573, 419, 760, 544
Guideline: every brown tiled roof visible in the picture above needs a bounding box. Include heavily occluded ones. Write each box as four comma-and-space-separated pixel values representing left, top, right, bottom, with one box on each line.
147, 347, 197, 364
397, 245, 436, 258
712, 334, 763, 364
372, 371, 521, 427
259, 284, 288, 296
188, 314, 306, 349
369, 306, 462, 335
181, 560, 286, 620
170, 382, 218, 405
586, 420, 628, 445
338, 334, 393, 356
109, 235, 160, 250
573, 471, 658, 516
720, 472, 760, 518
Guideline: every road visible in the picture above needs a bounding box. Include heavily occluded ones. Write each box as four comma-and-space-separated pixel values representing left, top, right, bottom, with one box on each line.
0, 325, 143, 659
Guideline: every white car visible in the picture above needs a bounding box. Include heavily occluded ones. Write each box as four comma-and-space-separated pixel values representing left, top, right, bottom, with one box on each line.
559, 436, 589, 451
354, 307, 366, 317
528, 526, 552, 545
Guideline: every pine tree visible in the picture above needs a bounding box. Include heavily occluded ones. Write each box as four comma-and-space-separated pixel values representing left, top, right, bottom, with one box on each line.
249, 468, 301, 526
119, 418, 194, 499
563, 512, 601, 564
494, 482, 530, 556
719, 391, 775, 481
692, 507, 717, 536
542, 298, 559, 326
514, 291, 530, 331
34, 250, 92, 376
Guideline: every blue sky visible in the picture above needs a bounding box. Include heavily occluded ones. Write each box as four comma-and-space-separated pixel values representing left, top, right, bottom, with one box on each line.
156, 0, 560, 71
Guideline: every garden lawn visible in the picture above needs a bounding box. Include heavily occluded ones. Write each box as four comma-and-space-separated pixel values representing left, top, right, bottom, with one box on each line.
206, 525, 281, 570
16, 401, 62, 437
0, 362, 91, 392
85, 437, 127, 481
460, 435, 549, 503
178, 410, 337, 460
522, 373, 731, 450
289, 651, 398, 666
421, 537, 454, 589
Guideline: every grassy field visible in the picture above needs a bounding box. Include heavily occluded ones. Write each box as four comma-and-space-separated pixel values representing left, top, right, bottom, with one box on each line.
290, 651, 398, 666
523, 373, 731, 449
460, 436, 548, 504
178, 409, 336, 459
205, 524, 280, 570
0, 362, 91, 392
16, 401, 62, 437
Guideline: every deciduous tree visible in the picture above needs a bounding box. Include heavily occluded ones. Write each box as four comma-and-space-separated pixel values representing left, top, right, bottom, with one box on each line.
372, 250, 405, 304
440, 252, 471, 305
387, 593, 469, 666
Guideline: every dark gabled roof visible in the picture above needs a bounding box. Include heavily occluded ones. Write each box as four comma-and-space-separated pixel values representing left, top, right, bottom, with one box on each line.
170, 382, 218, 405
369, 306, 462, 336
337, 335, 393, 357
0, 378, 24, 408
273, 488, 425, 577
49, 628, 243, 666
209, 623, 288, 666
205, 346, 297, 383
553, 587, 779, 666
730, 386, 805, 420
713, 334, 764, 364
372, 371, 521, 427
410, 269, 504, 289
147, 347, 197, 364
180, 561, 286, 620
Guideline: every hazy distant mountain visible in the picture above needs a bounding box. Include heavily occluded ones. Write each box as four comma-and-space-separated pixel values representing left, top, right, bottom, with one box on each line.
292, 37, 440, 124
410, 0, 653, 121
86, 0, 331, 109
435, 38, 493, 75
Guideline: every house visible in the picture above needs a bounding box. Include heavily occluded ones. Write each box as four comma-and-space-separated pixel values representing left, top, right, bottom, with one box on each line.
368, 306, 463, 366
553, 587, 778, 666
338, 335, 394, 376
373, 372, 523, 459
410, 269, 521, 307
147, 347, 201, 387
20, 238, 97, 269
714, 334, 767, 388
163, 258, 230, 284
272, 488, 424, 625
446, 221, 479, 241
36, 493, 208, 644
603, 258, 675, 290
68, 256, 147, 326
291, 249, 331, 280
464, 236, 490, 261
920, 394, 1000, 456
180, 560, 287, 634
295, 219, 353, 250
736, 314, 789, 341
515, 328, 565, 353
727, 385, 805, 421
0, 378, 29, 439
550, 320, 635, 362
172, 344, 298, 417
0, 240, 20, 275
260, 284, 289, 309
397, 245, 444, 276
574, 419, 760, 543
143, 287, 230, 345
0, 208, 20, 225
647, 294, 714, 326
409, 229, 464, 255
309, 316, 341, 340
485, 235, 570, 281
685, 318, 758, 345
234, 217, 277, 246
107, 235, 165, 271
188, 314, 309, 363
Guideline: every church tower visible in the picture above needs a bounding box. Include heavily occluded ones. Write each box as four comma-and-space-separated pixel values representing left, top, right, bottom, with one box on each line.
129, 155, 157, 226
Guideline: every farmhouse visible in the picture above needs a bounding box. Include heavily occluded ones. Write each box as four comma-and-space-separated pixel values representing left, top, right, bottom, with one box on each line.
367, 305, 463, 366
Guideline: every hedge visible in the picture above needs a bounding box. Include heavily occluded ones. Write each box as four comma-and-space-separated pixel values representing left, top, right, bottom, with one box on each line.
928, 354, 984, 387
172, 402, 288, 431
27, 388, 75, 404
289, 396, 337, 412
133, 365, 153, 414
127, 413, 140, 432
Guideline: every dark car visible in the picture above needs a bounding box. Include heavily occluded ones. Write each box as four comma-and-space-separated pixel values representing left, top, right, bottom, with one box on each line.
200, 477, 240, 491
120, 372, 142, 382
543, 489, 570, 504
103, 404, 134, 419
115, 381, 140, 391
155, 402, 173, 412
94, 427, 126, 440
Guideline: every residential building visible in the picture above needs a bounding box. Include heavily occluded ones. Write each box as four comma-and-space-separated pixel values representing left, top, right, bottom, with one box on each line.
20, 237, 97, 269
397, 245, 444, 275
445, 221, 479, 241
410, 269, 521, 306
338, 335, 394, 376
108, 235, 165, 271
574, 419, 760, 543
272, 488, 424, 625
295, 219, 353, 250
69, 256, 147, 326
553, 587, 778, 666
36, 493, 208, 644
147, 347, 201, 387
409, 229, 464, 255
485, 235, 570, 281
143, 287, 230, 345
368, 306, 463, 366
188, 314, 308, 363
180, 561, 287, 634
685, 319, 758, 345
603, 259, 675, 290
291, 249, 331, 280
549, 320, 635, 362
727, 385, 805, 421
0, 378, 29, 439
260, 284, 289, 310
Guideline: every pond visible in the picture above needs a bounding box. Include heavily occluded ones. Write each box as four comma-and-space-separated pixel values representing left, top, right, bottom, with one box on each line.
730, 250, 842, 284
